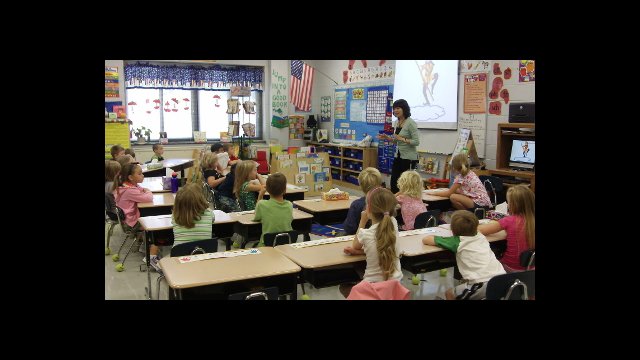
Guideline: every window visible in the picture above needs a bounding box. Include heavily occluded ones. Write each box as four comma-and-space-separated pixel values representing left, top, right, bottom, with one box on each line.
124, 62, 263, 142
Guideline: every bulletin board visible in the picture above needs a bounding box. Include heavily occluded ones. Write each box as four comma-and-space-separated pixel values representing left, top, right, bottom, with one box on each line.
105, 122, 131, 159
270, 152, 332, 197
333, 84, 393, 143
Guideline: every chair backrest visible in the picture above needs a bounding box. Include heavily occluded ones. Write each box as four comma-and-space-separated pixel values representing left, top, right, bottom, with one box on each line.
105, 193, 118, 221
228, 286, 279, 300
519, 249, 535, 269
414, 210, 441, 229
478, 175, 505, 207
202, 182, 216, 210
263, 231, 299, 247
256, 150, 267, 161
485, 270, 535, 300
170, 238, 218, 257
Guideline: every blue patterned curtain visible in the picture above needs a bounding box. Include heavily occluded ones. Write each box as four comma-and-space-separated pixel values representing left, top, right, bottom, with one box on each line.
125, 62, 263, 90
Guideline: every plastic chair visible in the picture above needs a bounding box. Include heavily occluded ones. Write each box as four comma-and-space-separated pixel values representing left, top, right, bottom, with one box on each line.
519, 249, 536, 270
202, 181, 217, 210
414, 210, 441, 229
228, 287, 279, 300
255, 150, 270, 175
261, 231, 308, 298
263, 231, 299, 247
478, 175, 505, 208
159, 238, 218, 300
105, 193, 143, 272
485, 269, 535, 300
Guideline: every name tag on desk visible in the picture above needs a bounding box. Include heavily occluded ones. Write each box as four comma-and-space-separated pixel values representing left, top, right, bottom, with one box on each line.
178, 248, 261, 263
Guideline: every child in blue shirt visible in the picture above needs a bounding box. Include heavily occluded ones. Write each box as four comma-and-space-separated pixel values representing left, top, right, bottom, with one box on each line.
341, 167, 382, 235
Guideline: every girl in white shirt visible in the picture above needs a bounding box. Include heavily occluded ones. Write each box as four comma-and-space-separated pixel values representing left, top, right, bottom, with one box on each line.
344, 187, 403, 282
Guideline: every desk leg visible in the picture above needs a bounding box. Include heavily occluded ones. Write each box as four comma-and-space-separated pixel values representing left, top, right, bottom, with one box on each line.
145, 231, 152, 300
291, 275, 298, 300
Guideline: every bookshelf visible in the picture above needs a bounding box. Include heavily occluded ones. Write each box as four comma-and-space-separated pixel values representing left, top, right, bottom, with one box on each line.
307, 142, 377, 190
490, 123, 535, 192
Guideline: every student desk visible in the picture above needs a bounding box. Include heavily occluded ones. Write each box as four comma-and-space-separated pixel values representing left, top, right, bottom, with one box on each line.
398, 225, 507, 276
293, 196, 360, 225
275, 237, 365, 289
257, 175, 308, 201
141, 177, 168, 193
141, 158, 194, 178
158, 247, 301, 300
138, 193, 176, 217
421, 190, 451, 212
232, 208, 314, 246
264, 183, 308, 202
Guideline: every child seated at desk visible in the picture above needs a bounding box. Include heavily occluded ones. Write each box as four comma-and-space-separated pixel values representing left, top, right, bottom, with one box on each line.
478, 185, 535, 273
253, 173, 293, 247
422, 210, 505, 300
124, 148, 136, 162
433, 153, 491, 210
342, 187, 403, 296
116, 154, 135, 169
216, 162, 240, 213
396, 170, 427, 230
201, 153, 225, 189
340, 167, 382, 235
234, 160, 266, 212
110, 145, 125, 160
105, 160, 121, 194
150, 144, 164, 162
172, 183, 214, 244
114, 163, 156, 269
211, 143, 228, 172
222, 143, 239, 167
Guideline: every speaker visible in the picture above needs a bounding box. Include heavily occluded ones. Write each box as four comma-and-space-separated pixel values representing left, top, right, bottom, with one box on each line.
508, 103, 535, 123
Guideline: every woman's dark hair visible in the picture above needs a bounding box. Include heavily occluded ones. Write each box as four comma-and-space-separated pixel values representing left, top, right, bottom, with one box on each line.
392, 99, 411, 118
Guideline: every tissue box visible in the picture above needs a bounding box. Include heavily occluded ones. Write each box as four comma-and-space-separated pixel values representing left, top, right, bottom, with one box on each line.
322, 190, 350, 201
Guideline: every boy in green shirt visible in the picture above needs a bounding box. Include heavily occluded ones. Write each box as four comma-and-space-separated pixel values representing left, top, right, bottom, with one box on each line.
253, 173, 294, 247
422, 210, 505, 300
151, 144, 165, 161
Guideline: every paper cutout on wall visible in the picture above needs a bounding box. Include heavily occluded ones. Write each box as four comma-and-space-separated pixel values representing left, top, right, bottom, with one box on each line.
489, 101, 502, 115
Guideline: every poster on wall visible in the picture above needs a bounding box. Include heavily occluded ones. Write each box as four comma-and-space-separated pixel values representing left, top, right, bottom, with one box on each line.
463, 73, 487, 114
460, 60, 490, 73
271, 62, 289, 128
334, 91, 347, 119
519, 60, 535, 82
105, 66, 119, 98
320, 96, 332, 122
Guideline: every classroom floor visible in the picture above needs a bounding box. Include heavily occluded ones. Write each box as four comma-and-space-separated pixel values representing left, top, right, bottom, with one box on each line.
104, 188, 457, 300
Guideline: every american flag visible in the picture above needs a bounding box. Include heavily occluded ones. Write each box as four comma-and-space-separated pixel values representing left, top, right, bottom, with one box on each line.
290, 60, 314, 112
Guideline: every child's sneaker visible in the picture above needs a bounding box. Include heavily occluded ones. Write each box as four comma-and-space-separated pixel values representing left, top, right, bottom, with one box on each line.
149, 255, 162, 273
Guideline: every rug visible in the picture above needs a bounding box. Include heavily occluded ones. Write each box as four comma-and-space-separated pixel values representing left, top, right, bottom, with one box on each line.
311, 223, 345, 237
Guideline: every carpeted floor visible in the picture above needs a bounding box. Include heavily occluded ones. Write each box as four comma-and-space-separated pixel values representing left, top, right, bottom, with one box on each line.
310, 223, 345, 237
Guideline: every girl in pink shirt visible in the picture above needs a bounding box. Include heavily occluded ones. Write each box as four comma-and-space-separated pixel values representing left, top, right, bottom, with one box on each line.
396, 170, 427, 230
114, 163, 158, 268
433, 153, 491, 210
478, 185, 535, 272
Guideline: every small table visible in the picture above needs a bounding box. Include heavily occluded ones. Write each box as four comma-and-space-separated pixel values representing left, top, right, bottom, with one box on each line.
293, 196, 360, 225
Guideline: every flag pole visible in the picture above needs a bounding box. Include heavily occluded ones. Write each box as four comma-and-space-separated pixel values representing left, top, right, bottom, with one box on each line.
313, 67, 338, 86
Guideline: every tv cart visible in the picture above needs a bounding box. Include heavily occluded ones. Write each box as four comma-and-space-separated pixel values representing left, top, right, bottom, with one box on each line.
489, 123, 535, 192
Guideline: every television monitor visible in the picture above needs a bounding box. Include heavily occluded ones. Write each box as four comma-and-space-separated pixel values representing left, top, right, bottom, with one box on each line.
509, 139, 535, 170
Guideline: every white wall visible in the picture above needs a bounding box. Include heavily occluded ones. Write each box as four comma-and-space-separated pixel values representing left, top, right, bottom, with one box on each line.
484, 60, 535, 169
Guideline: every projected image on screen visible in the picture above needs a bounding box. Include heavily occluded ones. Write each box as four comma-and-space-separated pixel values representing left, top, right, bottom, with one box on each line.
509, 140, 535, 170
393, 60, 459, 130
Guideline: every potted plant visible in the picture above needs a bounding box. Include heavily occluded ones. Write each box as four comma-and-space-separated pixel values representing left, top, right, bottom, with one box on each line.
133, 126, 152, 144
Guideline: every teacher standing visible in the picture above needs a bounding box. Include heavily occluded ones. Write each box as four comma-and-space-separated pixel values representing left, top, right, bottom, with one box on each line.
377, 99, 420, 193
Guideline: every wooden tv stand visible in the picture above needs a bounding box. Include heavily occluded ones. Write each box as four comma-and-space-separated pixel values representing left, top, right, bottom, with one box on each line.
489, 123, 535, 192
488, 168, 535, 192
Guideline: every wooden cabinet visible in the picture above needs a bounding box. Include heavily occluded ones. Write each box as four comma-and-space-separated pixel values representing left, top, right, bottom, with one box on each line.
308, 142, 378, 190
490, 123, 535, 192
